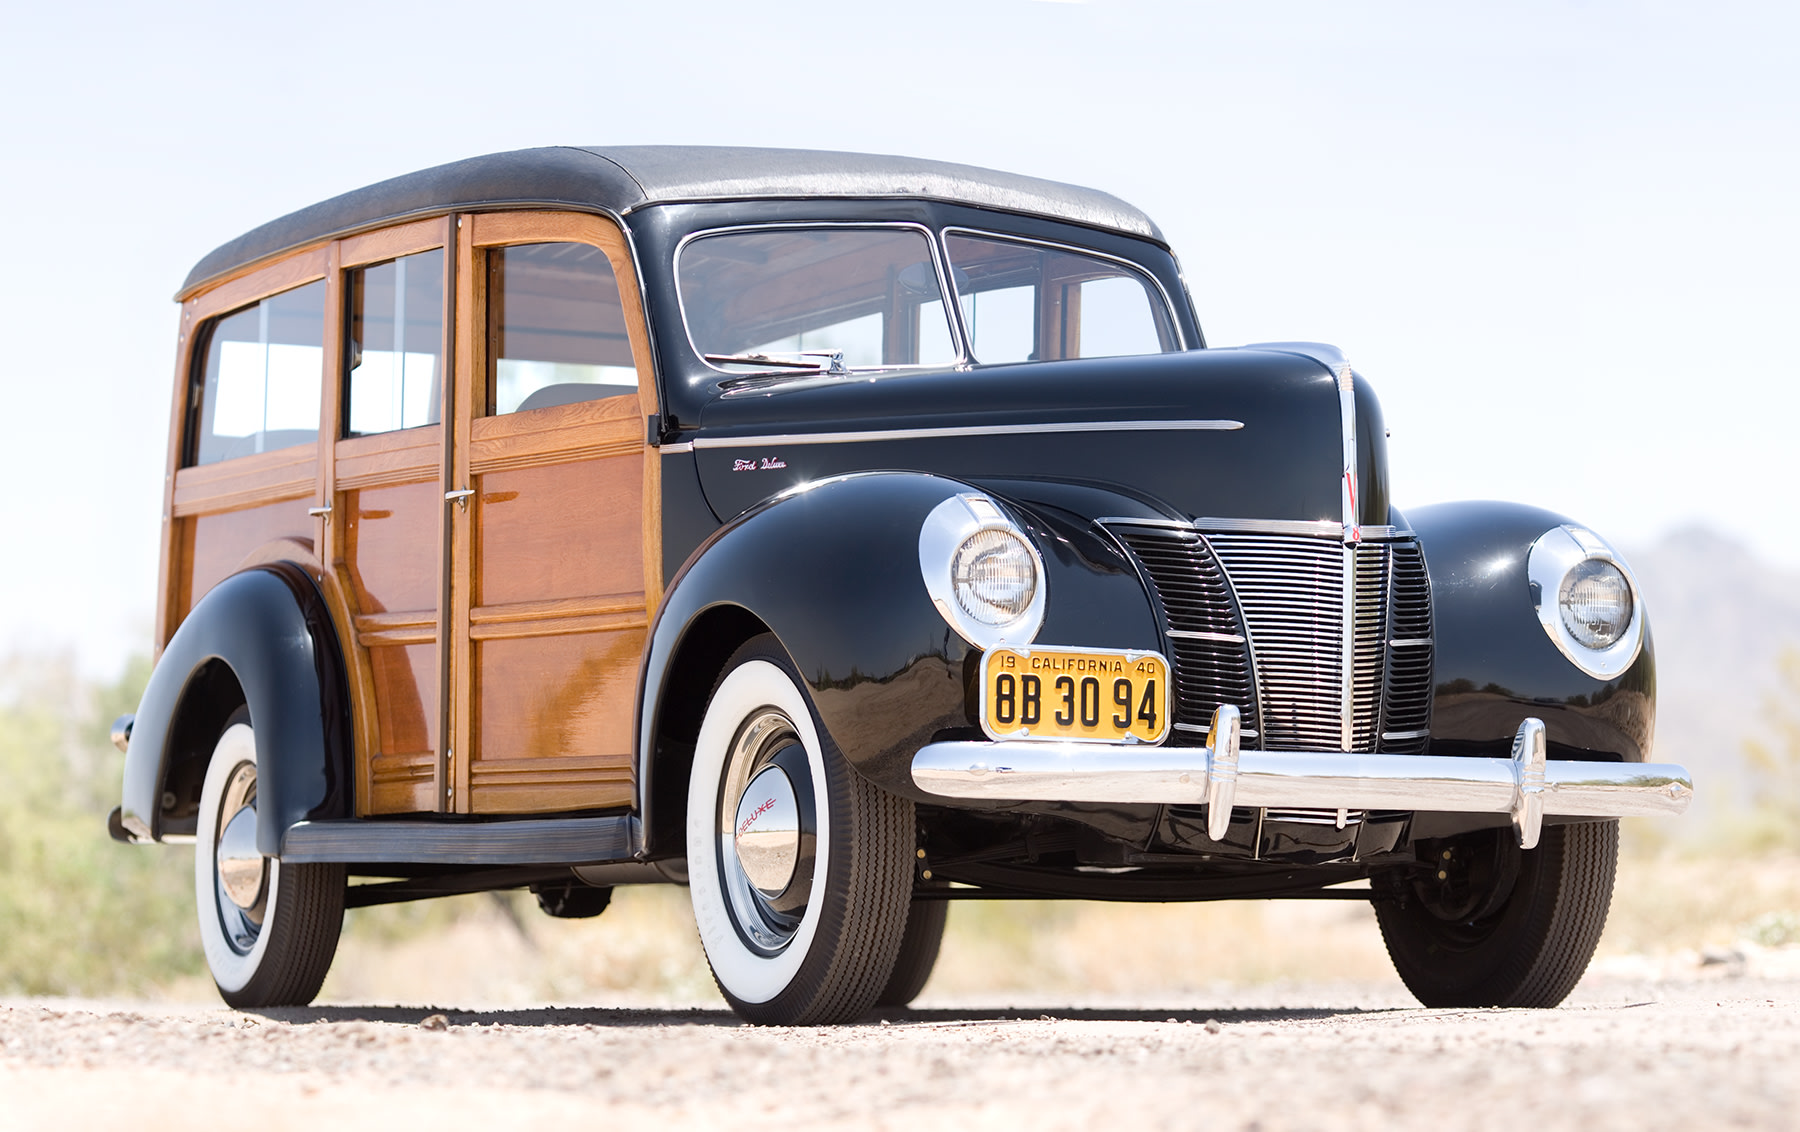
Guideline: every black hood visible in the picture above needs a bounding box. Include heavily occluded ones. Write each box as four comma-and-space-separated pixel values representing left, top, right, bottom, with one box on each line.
690, 346, 1390, 529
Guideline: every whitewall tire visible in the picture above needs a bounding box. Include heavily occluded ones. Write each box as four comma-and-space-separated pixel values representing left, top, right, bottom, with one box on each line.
195, 707, 344, 1008
687, 636, 914, 1025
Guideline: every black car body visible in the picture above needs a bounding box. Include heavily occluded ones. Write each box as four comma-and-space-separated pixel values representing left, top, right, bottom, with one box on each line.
113, 147, 1690, 1022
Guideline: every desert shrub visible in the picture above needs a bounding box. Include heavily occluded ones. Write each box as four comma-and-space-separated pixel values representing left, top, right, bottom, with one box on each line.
0, 655, 203, 995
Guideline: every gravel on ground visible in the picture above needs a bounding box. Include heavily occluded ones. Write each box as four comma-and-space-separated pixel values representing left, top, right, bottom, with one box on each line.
3, 974, 1796, 1130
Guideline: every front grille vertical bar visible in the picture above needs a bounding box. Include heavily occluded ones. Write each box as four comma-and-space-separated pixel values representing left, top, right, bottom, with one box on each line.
1336, 359, 1360, 753
1340, 543, 1356, 751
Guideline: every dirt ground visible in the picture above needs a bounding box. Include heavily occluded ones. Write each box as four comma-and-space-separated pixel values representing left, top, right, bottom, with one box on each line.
4, 970, 1797, 1131
8, 850, 1798, 1129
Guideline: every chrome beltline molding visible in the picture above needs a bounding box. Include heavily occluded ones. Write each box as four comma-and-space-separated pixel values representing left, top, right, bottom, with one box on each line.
911, 709, 1692, 850
683, 419, 1244, 451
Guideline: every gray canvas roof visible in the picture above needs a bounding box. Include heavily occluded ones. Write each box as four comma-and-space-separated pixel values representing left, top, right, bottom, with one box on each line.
178, 146, 1164, 298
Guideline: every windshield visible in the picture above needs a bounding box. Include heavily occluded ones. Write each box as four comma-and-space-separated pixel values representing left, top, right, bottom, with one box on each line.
944, 232, 1179, 364
678, 227, 959, 373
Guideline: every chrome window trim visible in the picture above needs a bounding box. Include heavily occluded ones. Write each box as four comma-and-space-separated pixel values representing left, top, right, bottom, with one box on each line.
918, 492, 1048, 650
1525, 524, 1646, 679
691, 419, 1242, 450
673, 221, 968, 378
940, 225, 1189, 356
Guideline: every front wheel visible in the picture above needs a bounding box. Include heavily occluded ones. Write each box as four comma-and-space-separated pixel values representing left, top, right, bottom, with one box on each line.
195, 707, 345, 1008
875, 895, 948, 1007
687, 636, 914, 1025
1375, 821, 1617, 1008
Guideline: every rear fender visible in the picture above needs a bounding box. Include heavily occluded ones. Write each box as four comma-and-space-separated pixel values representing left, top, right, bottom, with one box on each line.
119, 563, 352, 852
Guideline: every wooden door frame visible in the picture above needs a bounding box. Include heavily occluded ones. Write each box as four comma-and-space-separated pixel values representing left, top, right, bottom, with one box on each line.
447, 209, 662, 814
332, 218, 456, 814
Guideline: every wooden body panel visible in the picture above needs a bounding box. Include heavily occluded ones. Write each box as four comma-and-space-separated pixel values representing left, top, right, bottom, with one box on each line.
472, 448, 643, 606
162, 208, 660, 821
174, 500, 315, 625
342, 474, 443, 813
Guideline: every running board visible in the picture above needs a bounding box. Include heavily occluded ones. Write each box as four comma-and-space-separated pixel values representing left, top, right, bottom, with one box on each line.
279, 813, 641, 865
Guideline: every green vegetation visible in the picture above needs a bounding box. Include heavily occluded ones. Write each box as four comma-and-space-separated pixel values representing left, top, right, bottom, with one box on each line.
0, 655, 204, 995
1738, 648, 1800, 851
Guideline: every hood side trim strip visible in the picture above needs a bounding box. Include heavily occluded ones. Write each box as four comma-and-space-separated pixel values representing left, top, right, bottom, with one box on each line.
688, 419, 1243, 450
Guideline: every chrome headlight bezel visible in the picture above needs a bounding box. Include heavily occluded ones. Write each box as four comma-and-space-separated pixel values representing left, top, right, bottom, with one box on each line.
1525, 524, 1645, 679
919, 492, 1046, 649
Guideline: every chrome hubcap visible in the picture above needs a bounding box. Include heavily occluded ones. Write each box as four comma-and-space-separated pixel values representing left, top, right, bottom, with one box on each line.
734, 765, 800, 898
216, 804, 266, 910
718, 709, 817, 954
212, 757, 269, 951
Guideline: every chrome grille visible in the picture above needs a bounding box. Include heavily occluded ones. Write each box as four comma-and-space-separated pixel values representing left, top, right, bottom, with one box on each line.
1353, 542, 1390, 752
1110, 528, 1258, 744
1207, 534, 1347, 750
1108, 524, 1433, 754
1379, 542, 1434, 753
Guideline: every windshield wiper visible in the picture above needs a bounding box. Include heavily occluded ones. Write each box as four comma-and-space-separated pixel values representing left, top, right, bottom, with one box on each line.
704, 350, 849, 377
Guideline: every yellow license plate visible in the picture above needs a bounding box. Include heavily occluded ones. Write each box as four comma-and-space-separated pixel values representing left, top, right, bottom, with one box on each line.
980, 647, 1171, 744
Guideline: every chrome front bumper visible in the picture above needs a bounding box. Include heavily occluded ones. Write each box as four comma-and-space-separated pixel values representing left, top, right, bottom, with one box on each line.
911, 707, 1691, 849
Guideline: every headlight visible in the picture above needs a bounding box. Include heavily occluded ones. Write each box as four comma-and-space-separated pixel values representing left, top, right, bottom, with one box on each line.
1559, 559, 1632, 648
952, 528, 1038, 624
920, 493, 1046, 648
1526, 524, 1645, 679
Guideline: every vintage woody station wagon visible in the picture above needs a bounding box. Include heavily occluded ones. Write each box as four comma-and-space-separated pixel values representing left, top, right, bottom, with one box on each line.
111, 147, 1692, 1023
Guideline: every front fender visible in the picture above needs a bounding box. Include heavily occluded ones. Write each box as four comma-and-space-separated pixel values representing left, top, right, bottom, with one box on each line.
635, 471, 1164, 853
1412, 501, 1655, 762
119, 563, 352, 852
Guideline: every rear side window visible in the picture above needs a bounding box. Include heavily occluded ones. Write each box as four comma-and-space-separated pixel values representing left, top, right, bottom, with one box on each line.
345, 248, 445, 437
944, 233, 1177, 365
487, 242, 637, 415
186, 280, 326, 466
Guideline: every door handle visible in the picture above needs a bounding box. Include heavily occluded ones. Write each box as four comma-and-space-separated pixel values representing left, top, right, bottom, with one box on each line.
445, 488, 475, 510
307, 503, 333, 520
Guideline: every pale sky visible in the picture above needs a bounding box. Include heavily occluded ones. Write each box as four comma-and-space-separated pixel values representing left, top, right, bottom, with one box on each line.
2, 0, 1795, 675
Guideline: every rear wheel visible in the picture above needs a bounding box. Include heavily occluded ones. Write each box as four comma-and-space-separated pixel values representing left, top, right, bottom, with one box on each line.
687, 635, 914, 1025
1375, 821, 1617, 1008
195, 707, 345, 1008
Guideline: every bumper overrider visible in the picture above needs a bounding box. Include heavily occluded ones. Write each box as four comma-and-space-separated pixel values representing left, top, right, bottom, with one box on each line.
911, 706, 1692, 849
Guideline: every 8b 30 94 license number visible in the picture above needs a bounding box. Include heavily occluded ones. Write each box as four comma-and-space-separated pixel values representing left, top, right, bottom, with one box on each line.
980, 646, 1171, 744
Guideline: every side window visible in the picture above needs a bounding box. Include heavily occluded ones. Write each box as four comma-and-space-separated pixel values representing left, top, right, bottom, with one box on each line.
345, 248, 445, 436
487, 242, 637, 415
186, 280, 326, 466
944, 233, 1177, 365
